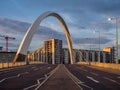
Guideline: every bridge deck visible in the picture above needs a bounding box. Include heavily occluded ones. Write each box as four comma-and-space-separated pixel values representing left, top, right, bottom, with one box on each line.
38, 64, 81, 90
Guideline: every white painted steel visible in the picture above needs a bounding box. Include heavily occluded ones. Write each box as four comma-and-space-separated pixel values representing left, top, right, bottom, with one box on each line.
13, 12, 73, 64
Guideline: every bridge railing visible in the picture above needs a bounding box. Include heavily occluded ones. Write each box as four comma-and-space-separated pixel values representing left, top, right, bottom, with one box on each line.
0, 62, 26, 69
77, 61, 120, 70
0, 61, 43, 69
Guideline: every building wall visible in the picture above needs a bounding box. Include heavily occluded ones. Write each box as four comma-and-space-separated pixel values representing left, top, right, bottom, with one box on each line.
28, 38, 62, 64
62, 48, 115, 64
0, 52, 16, 62
43, 39, 62, 64
0, 46, 3, 51
62, 48, 70, 64
28, 42, 116, 64
53, 39, 62, 64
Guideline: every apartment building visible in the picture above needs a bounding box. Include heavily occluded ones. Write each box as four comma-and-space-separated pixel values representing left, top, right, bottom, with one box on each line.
28, 38, 62, 64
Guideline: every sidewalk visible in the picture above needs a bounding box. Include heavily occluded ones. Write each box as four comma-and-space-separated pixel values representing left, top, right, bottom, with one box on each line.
38, 64, 81, 90
88, 65, 120, 75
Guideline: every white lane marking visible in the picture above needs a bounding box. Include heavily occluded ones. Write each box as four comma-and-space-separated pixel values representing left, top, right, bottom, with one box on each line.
90, 72, 99, 76
23, 65, 59, 90
37, 77, 45, 84
65, 66, 93, 90
31, 66, 36, 69
80, 83, 93, 90
18, 72, 29, 77
87, 76, 99, 83
47, 67, 51, 69
39, 67, 42, 69
103, 77, 116, 82
0, 79, 5, 83
117, 76, 120, 78
0, 75, 18, 83
33, 68, 39, 71
76, 67, 88, 72
82, 69, 88, 72
32, 67, 39, 71
34, 65, 59, 90
23, 77, 46, 90
103, 77, 120, 85
0, 72, 29, 83
23, 84, 38, 90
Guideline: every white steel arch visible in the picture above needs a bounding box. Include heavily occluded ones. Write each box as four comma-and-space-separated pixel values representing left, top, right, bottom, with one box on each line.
13, 11, 73, 64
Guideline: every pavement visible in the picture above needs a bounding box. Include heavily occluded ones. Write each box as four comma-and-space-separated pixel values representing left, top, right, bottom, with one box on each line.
0, 64, 58, 90
66, 64, 120, 90
38, 64, 81, 90
86, 65, 120, 75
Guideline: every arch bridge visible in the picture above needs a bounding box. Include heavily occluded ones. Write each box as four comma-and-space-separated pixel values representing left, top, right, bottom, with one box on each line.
13, 11, 73, 64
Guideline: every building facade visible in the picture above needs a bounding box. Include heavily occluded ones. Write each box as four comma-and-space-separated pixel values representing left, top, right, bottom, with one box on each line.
0, 52, 16, 63
28, 38, 62, 64
102, 46, 115, 63
44, 39, 62, 64
28, 40, 116, 64
62, 48, 70, 64
62, 47, 115, 64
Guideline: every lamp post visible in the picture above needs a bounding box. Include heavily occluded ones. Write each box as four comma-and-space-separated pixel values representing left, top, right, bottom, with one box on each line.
108, 17, 119, 64
93, 30, 101, 63
86, 38, 91, 65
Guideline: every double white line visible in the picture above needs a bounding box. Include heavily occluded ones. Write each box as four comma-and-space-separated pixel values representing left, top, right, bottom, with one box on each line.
23, 65, 60, 90
0, 72, 29, 83
64, 65, 93, 90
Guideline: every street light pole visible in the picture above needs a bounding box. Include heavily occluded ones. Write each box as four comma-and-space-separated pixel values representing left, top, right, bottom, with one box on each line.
108, 17, 119, 64
98, 31, 100, 63
116, 17, 119, 64
86, 38, 91, 65
93, 30, 100, 63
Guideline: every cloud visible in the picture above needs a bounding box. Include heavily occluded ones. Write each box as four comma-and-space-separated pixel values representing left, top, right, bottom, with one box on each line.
0, 17, 112, 51
0, 0, 120, 53
0, 17, 69, 51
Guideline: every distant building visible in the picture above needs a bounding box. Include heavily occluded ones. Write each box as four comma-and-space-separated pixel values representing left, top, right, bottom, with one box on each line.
62, 48, 115, 64
102, 46, 115, 63
43, 38, 62, 64
28, 40, 116, 64
62, 48, 70, 64
0, 46, 3, 51
0, 51, 16, 62
28, 38, 62, 64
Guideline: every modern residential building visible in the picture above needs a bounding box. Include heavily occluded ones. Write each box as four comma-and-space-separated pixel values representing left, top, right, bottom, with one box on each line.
62, 48, 70, 64
28, 39, 116, 64
28, 38, 62, 64
0, 46, 2, 51
44, 38, 62, 64
0, 51, 16, 62
102, 46, 115, 63
62, 47, 115, 64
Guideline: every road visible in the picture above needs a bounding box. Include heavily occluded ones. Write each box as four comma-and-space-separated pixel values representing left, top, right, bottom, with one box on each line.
0, 64, 57, 90
65, 64, 120, 90
37, 64, 82, 90
0, 64, 120, 90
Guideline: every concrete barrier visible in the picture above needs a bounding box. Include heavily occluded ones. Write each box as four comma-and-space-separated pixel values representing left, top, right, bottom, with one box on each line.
0, 61, 43, 69
29, 61, 43, 64
77, 62, 120, 70
0, 62, 26, 69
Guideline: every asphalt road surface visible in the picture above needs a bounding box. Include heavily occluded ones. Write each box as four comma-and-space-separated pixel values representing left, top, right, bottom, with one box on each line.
0, 64, 120, 90
65, 64, 120, 90
0, 64, 57, 90
37, 64, 81, 90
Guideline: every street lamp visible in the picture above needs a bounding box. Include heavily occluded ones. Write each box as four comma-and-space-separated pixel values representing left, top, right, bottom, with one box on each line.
86, 38, 91, 65
93, 30, 101, 63
108, 17, 119, 64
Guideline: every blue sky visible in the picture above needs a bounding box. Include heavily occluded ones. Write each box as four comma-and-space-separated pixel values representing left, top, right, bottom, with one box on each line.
0, 0, 120, 55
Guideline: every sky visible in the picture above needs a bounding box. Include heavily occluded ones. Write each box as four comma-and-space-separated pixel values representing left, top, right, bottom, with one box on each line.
0, 0, 120, 56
